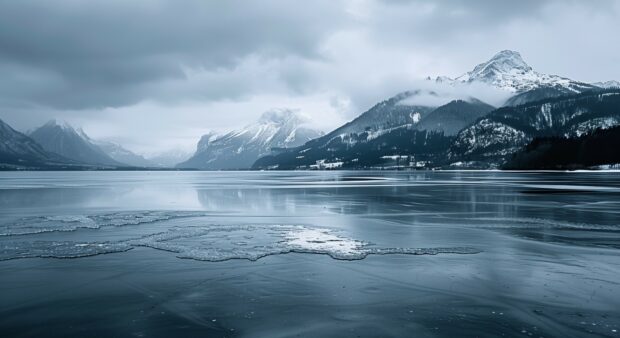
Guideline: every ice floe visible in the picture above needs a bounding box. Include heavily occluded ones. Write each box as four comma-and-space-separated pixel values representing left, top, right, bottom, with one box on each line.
0, 241, 132, 260
0, 215, 481, 261
0, 211, 208, 236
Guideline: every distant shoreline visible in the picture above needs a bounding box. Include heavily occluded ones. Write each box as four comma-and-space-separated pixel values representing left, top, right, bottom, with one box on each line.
1, 168, 619, 172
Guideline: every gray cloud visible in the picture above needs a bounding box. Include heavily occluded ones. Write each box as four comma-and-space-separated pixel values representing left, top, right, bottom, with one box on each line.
0, 0, 347, 109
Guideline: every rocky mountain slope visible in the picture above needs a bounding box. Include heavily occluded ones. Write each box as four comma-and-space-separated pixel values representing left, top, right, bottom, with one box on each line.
449, 90, 620, 168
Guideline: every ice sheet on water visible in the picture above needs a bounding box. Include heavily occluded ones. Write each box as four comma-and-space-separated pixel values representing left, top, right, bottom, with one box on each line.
0, 215, 481, 261
131, 224, 480, 261
0, 215, 99, 236
130, 225, 369, 261
0, 211, 208, 236
0, 241, 132, 260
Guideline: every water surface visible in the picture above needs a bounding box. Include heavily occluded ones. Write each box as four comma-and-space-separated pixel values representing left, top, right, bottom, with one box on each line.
1, 171, 619, 337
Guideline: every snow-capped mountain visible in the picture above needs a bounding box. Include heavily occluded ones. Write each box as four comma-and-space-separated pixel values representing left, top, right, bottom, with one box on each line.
95, 140, 153, 167
255, 51, 619, 170
177, 109, 323, 170
30, 120, 124, 166
444, 50, 596, 93
0, 118, 77, 169
436, 50, 598, 106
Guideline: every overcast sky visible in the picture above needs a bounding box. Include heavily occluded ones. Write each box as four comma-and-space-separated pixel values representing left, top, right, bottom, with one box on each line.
1, 0, 619, 155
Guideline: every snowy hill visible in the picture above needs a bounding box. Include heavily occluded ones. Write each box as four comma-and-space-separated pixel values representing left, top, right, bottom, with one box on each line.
177, 110, 323, 170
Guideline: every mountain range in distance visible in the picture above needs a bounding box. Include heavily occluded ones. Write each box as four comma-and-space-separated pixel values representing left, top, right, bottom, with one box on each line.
1, 50, 619, 170
253, 50, 620, 170
0, 119, 191, 170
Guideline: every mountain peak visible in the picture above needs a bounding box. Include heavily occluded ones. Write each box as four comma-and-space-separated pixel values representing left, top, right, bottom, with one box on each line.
435, 50, 596, 95
466, 50, 532, 84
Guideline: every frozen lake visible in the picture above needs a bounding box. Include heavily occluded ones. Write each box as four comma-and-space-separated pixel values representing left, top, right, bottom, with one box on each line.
1, 171, 619, 337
